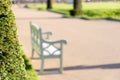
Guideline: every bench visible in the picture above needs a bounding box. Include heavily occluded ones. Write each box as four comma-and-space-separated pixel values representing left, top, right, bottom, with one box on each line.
30, 22, 67, 74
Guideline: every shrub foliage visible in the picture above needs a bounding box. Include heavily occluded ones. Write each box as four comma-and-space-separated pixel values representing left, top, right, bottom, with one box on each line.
0, 0, 28, 80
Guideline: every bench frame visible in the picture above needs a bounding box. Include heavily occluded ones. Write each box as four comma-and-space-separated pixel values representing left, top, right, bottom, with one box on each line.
30, 22, 67, 74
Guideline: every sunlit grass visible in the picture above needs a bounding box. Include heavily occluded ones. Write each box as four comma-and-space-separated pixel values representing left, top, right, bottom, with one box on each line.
27, 2, 120, 20
83, 2, 120, 10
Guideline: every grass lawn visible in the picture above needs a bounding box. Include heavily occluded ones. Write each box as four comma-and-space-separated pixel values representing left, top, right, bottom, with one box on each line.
27, 2, 120, 20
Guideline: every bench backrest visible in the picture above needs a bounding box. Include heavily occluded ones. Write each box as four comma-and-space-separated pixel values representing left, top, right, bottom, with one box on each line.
30, 22, 42, 56
30, 22, 66, 59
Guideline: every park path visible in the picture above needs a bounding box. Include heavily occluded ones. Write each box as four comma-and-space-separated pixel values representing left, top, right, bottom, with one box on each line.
12, 5, 120, 80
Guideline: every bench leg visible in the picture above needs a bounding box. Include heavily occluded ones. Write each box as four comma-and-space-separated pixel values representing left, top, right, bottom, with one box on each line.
31, 48, 34, 59
40, 58, 44, 73
60, 56, 63, 73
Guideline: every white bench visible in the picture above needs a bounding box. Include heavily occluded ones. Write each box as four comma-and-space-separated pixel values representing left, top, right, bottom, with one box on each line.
30, 22, 67, 74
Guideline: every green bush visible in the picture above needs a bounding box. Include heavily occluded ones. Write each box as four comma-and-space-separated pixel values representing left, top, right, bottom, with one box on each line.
22, 53, 32, 70
0, 0, 28, 80
21, 51, 38, 80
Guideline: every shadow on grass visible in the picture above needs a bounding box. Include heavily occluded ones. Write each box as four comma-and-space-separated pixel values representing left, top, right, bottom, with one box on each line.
47, 10, 120, 22
16, 17, 120, 23
80, 17, 120, 22
24, 6, 120, 22
16, 17, 62, 20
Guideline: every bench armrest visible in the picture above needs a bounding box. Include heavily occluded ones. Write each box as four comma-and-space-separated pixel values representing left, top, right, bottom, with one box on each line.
42, 31, 52, 39
43, 39, 67, 44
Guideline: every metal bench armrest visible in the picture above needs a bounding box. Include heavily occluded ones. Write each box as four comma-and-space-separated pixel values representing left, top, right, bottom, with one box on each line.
43, 39, 67, 44
42, 31, 52, 39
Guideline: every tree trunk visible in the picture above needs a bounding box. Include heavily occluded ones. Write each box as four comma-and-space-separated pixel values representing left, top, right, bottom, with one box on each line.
47, 0, 52, 10
70, 0, 82, 16
74, 0, 82, 10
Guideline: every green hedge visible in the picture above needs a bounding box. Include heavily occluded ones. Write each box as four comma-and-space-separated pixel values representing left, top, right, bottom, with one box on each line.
22, 51, 38, 80
0, 0, 38, 80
